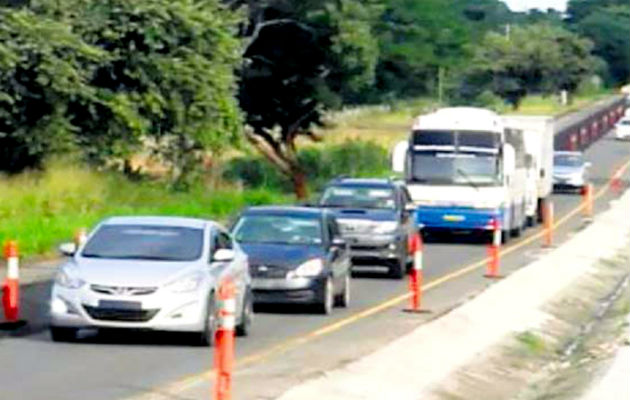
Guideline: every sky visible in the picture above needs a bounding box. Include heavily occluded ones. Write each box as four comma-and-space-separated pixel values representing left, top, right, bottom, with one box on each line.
502, 0, 568, 12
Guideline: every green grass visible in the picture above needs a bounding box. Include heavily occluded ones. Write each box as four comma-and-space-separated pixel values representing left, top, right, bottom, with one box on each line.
0, 163, 290, 257
516, 331, 548, 356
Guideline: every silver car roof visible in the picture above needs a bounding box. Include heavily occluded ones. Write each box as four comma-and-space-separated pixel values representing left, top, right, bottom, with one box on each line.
102, 216, 214, 230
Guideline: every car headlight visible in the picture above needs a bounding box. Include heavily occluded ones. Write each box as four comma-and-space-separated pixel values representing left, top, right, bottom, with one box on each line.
373, 221, 399, 234
55, 268, 85, 289
165, 272, 204, 293
290, 259, 324, 278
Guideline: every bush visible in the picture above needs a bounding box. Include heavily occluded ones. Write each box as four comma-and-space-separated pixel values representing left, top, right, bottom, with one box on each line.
224, 141, 390, 193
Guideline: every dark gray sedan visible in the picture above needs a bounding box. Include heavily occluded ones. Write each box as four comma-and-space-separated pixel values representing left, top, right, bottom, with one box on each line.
231, 206, 352, 314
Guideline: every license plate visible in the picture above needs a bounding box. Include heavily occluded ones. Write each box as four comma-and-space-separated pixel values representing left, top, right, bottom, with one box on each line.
443, 215, 465, 222
98, 300, 141, 310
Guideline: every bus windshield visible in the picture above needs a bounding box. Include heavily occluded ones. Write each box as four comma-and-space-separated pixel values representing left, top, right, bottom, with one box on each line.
410, 152, 501, 186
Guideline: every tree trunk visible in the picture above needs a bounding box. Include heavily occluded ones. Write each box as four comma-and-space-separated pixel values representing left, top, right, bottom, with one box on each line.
290, 167, 308, 200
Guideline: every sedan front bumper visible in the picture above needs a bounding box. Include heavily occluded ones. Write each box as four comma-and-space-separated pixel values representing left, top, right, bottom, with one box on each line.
553, 175, 585, 189
344, 234, 403, 265
50, 284, 208, 332
251, 277, 325, 305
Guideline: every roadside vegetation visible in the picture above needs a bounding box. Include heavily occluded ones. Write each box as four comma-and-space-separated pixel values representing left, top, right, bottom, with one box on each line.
0, 91, 610, 258
0, 0, 627, 256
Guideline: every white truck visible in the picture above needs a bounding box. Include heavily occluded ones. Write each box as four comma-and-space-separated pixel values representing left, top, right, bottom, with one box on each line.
502, 116, 554, 226
392, 107, 528, 242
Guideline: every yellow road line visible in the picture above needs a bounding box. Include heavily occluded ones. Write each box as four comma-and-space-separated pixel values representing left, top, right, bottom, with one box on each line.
148, 157, 630, 397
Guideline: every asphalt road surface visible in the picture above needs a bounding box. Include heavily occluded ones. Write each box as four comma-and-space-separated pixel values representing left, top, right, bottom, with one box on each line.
1, 132, 629, 400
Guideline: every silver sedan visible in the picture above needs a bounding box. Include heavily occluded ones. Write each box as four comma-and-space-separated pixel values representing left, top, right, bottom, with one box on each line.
49, 216, 253, 345
552, 151, 591, 193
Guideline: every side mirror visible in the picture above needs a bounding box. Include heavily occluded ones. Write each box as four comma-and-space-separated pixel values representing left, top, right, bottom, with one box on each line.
331, 237, 346, 247
59, 242, 77, 257
212, 248, 235, 262
392, 141, 409, 173
584, 161, 592, 168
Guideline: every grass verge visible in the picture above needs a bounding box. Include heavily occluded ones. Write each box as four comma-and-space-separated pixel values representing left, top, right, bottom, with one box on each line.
0, 164, 291, 257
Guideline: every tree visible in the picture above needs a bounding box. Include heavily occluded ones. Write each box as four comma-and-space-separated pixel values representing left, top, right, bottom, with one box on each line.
567, 0, 627, 23
1, 0, 243, 183
461, 24, 597, 108
236, 0, 379, 198
0, 7, 103, 172
574, 6, 630, 86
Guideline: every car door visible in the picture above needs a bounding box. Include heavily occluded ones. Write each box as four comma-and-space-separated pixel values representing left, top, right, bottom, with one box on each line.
326, 214, 350, 291
212, 229, 247, 314
400, 185, 415, 237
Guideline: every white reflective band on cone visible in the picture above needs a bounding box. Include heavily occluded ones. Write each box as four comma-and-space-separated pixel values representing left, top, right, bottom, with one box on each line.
219, 299, 236, 313
219, 315, 236, 330
413, 251, 423, 271
7, 257, 19, 279
493, 228, 501, 247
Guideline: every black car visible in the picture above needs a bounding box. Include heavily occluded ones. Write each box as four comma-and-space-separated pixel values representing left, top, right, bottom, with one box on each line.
318, 178, 416, 279
231, 206, 351, 314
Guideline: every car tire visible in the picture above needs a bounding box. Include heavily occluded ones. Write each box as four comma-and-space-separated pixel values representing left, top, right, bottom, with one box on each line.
334, 274, 351, 308
197, 294, 217, 347
316, 277, 334, 315
50, 327, 78, 342
236, 289, 253, 337
389, 258, 405, 280
527, 215, 536, 227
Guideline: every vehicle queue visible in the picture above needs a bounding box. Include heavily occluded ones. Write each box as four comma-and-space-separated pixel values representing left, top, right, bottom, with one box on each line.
48, 101, 626, 344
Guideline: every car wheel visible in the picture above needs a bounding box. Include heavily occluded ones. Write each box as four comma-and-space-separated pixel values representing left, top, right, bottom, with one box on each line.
197, 294, 217, 347
389, 257, 405, 280
334, 274, 351, 308
236, 289, 253, 337
526, 215, 536, 227
50, 326, 78, 342
316, 277, 334, 315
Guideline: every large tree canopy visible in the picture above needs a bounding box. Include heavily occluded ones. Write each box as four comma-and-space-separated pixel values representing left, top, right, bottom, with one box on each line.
574, 5, 630, 86
236, 0, 379, 198
462, 24, 597, 108
1, 0, 243, 180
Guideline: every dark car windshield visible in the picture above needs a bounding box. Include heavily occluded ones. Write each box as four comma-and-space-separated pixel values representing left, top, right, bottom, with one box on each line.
232, 214, 322, 245
554, 154, 584, 167
320, 186, 396, 209
81, 225, 204, 261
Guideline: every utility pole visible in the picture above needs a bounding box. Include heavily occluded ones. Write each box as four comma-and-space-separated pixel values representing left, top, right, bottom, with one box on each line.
505, 24, 511, 40
438, 67, 445, 104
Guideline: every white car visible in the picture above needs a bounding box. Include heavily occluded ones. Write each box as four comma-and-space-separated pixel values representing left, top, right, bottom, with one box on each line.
614, 117, 630, 140
50, 216, 253, 345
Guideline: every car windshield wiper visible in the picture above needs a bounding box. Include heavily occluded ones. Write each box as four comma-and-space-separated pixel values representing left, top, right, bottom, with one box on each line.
82, 254, 182, 261
456, 168, 479, 191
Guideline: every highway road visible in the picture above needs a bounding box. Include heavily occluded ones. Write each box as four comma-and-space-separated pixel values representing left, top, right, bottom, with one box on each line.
1, 132, 629, 400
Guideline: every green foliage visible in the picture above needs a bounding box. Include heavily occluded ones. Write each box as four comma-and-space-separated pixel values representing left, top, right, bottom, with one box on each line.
225, 141, 389, 193
0, 8, 103, 172
0, 0, 243, 176
461, 24, 598, 108
567, 0, 628, 23
574, 5, 630, 86
0, 162, 290, 256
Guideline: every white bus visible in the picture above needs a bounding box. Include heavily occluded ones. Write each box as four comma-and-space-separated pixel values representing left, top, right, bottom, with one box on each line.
392, 107, 528, 242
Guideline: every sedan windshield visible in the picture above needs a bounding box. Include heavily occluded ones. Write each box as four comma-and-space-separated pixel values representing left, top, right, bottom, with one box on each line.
410, 152, 500, 185
320, 186, 396, 209
554, 154, 583, 167
81, 225, 204, 261
233, 215, 322, 245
